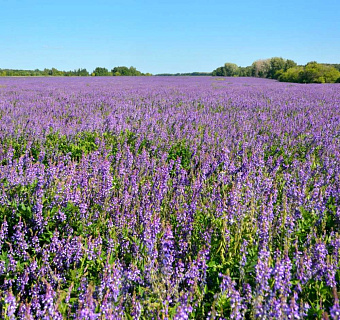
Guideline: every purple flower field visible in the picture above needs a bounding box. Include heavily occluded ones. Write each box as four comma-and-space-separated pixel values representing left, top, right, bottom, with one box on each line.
0, 76, 339, 319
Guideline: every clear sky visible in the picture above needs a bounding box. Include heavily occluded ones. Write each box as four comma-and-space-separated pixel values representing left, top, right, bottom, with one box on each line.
1, 0, 339, 74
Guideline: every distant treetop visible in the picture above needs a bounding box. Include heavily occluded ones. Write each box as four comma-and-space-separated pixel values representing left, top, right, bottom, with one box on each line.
212, 58, 340, 83
1, 60, 339, 83
0, 66, 151, 77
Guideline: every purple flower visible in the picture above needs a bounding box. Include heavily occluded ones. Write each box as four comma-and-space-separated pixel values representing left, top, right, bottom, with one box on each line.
330, 288, 340, 320
255, 248, 272, 294
3, 291, 17, 320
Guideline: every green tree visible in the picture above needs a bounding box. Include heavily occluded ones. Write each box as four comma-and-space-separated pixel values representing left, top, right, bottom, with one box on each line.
279, 62, 340, 84
75, 68, 89, 76
212, 66, 225, 76
112, 66, 130, 76
128, 66, 142, 76
224, 63, 239, 76
301, 61, 322, 83
43, 68, 51, 76
268, 57, 286, 79
111, 66, 145, 76
300, 62, 340, 83
51, 68, 63, 76
322, 66, 340, 83
238, 66, 252, 77
93, 67, 110, 76
278, 67, 304, 82
284, 59, 297, 71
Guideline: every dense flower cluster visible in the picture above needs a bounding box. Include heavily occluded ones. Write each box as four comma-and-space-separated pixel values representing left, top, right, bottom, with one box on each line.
0, 76, 339, 319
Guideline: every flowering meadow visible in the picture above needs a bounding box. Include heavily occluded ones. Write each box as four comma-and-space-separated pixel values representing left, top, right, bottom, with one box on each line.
0, 76, 339, 319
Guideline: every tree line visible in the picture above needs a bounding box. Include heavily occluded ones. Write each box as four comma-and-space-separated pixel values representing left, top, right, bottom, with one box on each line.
212, 58, 340, 83
93, 66, 152, 76
156, 72, 212, 76
0, 66, 151, 77
1, 59, 340, 83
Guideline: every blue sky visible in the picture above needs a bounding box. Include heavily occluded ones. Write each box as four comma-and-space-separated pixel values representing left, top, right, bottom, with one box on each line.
1, 0, 339, 74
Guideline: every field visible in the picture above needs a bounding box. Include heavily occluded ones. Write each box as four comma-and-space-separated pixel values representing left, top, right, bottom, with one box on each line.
0, 76, 339, 319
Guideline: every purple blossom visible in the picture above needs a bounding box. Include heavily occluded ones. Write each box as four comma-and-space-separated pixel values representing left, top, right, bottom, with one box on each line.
0, 76, 339, 318
3, 291, 17, 320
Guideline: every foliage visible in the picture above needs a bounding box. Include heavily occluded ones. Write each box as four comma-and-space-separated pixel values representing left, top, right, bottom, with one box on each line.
212, 58, 340, 83
212, 63, 239, 77
278, 66, 304, 83
279, 62, 340, 83
111, 66, 149, 76
0, 66, 149, 77
93, 67, 111, 76
156, 72, 212, 76
0, 67, 90, 77
301, 61, 340, 83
